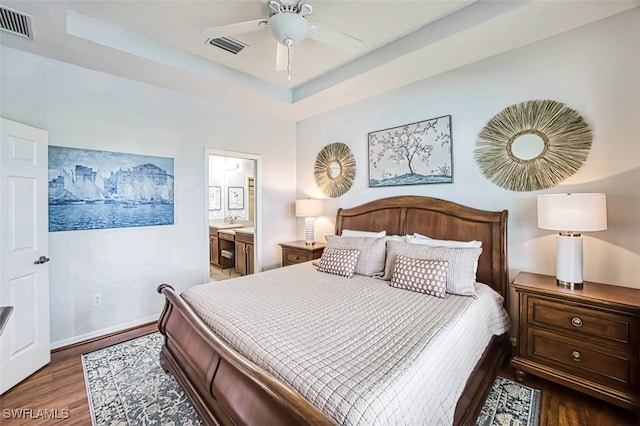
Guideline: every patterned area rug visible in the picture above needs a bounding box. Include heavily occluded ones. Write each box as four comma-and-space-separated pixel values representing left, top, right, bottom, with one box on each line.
82, 332, 540, 426
81, 332, 200, 425
476, 376, 541, 426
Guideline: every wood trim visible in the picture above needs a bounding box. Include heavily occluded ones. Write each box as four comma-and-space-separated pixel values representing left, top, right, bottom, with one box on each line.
51, 320, 157, 354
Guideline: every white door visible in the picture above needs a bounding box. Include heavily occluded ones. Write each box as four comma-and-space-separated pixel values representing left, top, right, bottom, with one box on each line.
0, 118, 50, 394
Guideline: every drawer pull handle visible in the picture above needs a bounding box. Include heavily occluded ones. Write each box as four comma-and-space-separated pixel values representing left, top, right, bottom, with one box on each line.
571, 351, 582, 362
571, 317, 583, 327
293, 256, 299, 261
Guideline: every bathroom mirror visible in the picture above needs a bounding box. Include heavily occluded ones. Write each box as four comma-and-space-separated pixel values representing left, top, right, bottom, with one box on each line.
314, 143, 355, 198
475, 99, 592, 192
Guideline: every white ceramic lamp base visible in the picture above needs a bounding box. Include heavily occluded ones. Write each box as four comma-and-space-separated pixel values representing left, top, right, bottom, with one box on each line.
304, 217, 315, 245
556, 233, 583, 289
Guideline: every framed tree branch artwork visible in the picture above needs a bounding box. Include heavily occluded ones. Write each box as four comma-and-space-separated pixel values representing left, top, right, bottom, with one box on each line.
228, 187, 244, 210
368, 115, 452, 187
208, 186, 221, 211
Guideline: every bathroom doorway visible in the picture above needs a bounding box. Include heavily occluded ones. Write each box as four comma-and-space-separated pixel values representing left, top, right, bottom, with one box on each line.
205, 149, 260, 281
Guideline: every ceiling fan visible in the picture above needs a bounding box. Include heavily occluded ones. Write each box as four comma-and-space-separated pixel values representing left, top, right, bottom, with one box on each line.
202, 0, 364, 82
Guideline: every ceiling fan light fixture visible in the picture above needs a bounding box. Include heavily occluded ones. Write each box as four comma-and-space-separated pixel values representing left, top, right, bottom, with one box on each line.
268, 12, 309, 45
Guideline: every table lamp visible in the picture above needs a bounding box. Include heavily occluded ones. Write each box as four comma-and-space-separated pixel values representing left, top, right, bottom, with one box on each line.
295, 199, 322, 245
537, 193, 607, 289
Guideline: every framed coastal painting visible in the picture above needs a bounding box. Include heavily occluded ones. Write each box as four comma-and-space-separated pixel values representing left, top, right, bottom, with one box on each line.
228, 187, 244, 210
368, 115, 453, 187
48, 146, 174, 232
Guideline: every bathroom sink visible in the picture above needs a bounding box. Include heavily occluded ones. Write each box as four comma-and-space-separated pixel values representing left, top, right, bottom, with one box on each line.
209, 223, 243, 229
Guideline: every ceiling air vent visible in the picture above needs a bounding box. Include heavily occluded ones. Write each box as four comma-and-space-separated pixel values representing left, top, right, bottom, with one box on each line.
208, 37, 247, 55
0, 5, 34, 39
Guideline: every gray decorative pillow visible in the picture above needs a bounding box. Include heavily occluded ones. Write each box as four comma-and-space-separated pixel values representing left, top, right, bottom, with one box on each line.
390, 255, 449, 298
325, 235, 388, 276
317, 248, 361, 278
383, 240, 482, 297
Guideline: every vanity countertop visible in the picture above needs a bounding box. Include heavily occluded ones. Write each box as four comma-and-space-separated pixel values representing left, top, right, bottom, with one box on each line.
209, 222, 244, 230
234, 227, 254, 234
217, 229, 238, 236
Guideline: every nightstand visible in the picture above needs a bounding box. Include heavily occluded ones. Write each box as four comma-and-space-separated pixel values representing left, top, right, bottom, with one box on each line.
279, 241, 325, 267
510, 271, 639, 413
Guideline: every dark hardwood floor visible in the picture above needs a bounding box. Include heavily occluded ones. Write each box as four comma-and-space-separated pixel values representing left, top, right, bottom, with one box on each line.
0, 322, 157, 425
1, 323, 637, 425
499, 368, 637, 426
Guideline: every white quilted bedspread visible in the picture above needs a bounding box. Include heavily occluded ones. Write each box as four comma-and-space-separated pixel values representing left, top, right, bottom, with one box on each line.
182, 262, 510, 426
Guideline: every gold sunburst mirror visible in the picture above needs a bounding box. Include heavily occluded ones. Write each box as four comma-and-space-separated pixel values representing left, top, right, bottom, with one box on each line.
475, 99, 592, 192
314, 142, 356, 198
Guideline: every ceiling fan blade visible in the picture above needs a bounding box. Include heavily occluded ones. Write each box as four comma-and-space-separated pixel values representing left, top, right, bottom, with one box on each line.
202, 19, 267, 39
275, 42, 289, 71
308, 22, 363, 54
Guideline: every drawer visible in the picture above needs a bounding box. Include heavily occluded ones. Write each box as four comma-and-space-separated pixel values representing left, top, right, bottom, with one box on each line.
218, 232, 235, 242
527, 296, 638, 350
236, 232, 254, 244
284, 249, 311, 265
527, 328, 638, 393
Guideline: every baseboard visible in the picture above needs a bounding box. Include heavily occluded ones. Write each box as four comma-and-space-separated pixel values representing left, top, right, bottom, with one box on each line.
50, 314, 159, 350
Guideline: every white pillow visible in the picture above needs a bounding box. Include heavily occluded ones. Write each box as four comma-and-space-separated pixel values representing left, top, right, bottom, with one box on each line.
405, 234, 482, 248
341, 229, 386, 237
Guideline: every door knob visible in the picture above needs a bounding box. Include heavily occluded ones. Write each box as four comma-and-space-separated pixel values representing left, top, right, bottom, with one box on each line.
34, 256, 50, 265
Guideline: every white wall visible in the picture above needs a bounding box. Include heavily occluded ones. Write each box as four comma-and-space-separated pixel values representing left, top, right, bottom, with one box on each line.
1, 46, 297, 347
296, 9, 640, 318
208, 156, 254, 222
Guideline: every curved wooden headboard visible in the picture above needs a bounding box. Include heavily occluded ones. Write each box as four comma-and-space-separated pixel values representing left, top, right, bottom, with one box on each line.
335, 196, 509, 305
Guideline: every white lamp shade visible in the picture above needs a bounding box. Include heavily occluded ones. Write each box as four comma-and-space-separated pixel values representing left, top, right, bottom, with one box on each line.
295, 199, 322, 217
537, 193, 607, 232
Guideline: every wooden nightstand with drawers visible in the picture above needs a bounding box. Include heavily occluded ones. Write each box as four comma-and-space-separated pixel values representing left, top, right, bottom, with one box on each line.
511, 271, 639, 413
279, 241, 325, 267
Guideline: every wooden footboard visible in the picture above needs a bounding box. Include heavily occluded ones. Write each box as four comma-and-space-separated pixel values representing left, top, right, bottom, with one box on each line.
455, 333, 511, 425
158, 284, 509, 426
157, 284, 333, 426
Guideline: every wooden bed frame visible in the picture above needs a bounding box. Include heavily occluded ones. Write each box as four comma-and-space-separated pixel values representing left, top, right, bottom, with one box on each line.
158, 196, 510, 425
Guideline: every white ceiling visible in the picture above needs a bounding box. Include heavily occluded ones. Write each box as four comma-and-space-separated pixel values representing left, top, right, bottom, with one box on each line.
1, 1, 638, 121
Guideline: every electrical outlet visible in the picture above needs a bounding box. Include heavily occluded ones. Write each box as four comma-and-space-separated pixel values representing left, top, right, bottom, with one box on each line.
93, 294, 102, 306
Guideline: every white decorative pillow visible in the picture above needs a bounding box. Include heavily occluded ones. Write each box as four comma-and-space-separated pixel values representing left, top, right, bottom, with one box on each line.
341, 229, 387, 237
383, 240, 482, 297
390, 255, 449, 298
325, 235, 387, 276
405, 234, 482, 248
317, 248, 360, 278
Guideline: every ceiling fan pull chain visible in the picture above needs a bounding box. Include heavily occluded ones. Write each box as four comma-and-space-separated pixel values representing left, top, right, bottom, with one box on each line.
286, 38, 293, 82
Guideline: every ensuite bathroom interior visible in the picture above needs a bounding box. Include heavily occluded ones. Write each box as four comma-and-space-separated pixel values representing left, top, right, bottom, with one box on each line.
208, 154, 256, 281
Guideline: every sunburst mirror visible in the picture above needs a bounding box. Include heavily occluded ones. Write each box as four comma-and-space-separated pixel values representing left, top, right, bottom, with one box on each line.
475, 99, 592, 192
314, 142, 356, 198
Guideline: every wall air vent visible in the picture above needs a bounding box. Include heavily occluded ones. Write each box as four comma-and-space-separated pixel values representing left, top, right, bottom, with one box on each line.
0, 5, 34, 40
208, 37, 247, 55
